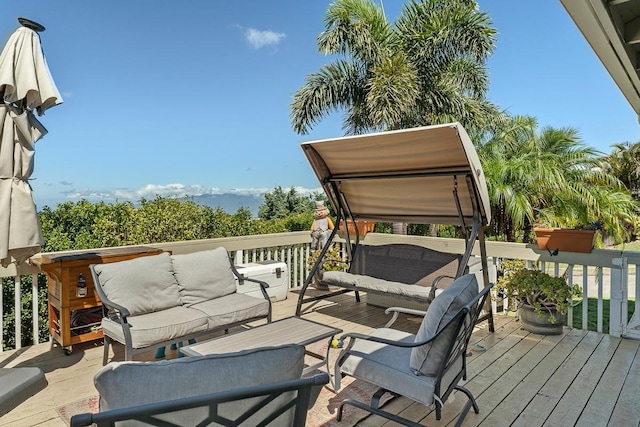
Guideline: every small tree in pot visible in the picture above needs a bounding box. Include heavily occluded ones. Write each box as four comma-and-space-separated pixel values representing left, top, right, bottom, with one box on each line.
307, 244, 348, 289
498, 260, 582, 334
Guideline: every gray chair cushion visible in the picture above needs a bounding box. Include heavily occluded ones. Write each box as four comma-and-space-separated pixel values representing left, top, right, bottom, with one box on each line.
95, 344, 305, 426
101, 306, 210, 349
338, 328, 440, 407
172, 248, 238, 306
322, 271, 432, 300
0, 368, 47, 417
94, 252, 181, 316
409, 274, 478, 376
190, 293, 270, 328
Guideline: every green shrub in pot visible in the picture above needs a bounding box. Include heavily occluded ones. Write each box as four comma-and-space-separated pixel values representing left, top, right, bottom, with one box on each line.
498, 259, 582, 324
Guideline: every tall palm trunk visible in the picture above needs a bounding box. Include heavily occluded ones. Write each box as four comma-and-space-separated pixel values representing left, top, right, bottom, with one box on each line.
522, 222, 533, 243
392, 222, 407, 235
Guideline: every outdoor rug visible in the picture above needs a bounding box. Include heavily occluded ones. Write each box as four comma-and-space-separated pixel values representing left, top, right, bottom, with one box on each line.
306, 375, 393, 427
56, 394, 98, 425
304, 341, 394, 426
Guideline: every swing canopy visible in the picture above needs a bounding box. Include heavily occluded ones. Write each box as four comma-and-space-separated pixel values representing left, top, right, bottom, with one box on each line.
300, 123, 491, 227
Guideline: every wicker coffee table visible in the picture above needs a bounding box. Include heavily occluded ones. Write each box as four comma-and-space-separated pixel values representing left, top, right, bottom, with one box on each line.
180, 316, 342, 375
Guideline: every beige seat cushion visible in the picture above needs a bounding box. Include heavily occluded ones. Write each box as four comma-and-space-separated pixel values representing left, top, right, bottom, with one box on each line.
101, 306, 209, 349
190, 293, 270, 328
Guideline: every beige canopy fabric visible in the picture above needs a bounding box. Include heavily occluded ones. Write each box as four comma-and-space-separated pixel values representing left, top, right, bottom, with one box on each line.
0, 27, 61, 115
300, 123, 491, 227
0, 21, 62, 267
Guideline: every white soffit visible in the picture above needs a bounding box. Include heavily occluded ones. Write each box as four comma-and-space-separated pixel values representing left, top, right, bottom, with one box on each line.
560, 0, 640, 119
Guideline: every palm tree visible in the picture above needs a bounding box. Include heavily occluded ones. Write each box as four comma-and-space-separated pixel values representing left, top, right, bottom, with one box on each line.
291, 0, 501, 234
479, 116, 638, 244
291, 0, 499, 135
605, 142, 640, 200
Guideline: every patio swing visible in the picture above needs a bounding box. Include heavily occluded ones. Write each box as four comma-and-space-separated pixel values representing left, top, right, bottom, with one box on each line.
295, 123, 494, 332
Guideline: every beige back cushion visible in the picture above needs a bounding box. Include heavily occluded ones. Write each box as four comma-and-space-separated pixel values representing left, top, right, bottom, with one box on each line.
93, 252, 181, 316
172, 248, 237, 306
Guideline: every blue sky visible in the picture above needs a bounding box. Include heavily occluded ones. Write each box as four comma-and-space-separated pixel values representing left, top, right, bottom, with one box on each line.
2, 0, 638, 209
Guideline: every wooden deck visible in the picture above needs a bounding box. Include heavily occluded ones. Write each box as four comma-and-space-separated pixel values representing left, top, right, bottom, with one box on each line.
1, 289, 639, 427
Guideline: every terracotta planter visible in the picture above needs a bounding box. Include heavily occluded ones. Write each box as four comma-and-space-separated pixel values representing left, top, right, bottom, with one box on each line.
338, 219, 375, 238
533, 228, 596, 253
518, 304, 565, 335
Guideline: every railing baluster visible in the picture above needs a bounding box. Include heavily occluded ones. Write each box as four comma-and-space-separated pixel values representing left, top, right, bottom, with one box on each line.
635, 266, 640, 334
597, 267, 603, 333
32, 274, 38, 346
0, 277, 3, 353
582, 266, 589, 330
567, 265, 574, 329
14, 275, 21, 350
292, 247, 297, 288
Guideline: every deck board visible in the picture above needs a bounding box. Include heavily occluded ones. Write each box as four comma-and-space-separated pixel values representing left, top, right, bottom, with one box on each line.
477, 333, 560, 411
0, 289, 638, 426
608, 341, 640, 427
481, 330, 585, 426
575, 338, 640, 427
545, 334, 619, 426
511, 329, 593, 426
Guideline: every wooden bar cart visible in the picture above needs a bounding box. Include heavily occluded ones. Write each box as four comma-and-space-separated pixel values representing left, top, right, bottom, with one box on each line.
31, 246, 164, 355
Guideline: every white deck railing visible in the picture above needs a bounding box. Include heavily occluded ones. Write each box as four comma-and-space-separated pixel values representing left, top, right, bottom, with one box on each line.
1, 232, 639, 353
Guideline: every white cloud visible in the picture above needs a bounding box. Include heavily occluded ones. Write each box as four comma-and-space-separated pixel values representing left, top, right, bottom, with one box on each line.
60, 184, 322, 203
243, 27, 286, 49
134, 183, 209, 198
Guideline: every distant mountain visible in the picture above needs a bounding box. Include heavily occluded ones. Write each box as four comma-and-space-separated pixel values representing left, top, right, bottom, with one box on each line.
37, 186, 323, 216
191, 193, 265, 216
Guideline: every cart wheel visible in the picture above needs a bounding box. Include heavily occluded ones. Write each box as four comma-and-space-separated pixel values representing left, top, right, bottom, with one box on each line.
63, 346, 73, 356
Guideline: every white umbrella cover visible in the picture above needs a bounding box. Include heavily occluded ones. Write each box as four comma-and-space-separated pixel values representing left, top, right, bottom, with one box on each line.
0, 20, 62, 267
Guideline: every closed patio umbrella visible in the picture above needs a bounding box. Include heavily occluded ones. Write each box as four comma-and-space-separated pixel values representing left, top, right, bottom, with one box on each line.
0, 18, 62, 267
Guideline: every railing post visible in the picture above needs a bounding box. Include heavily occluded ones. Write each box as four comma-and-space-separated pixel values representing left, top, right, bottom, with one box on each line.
610, 257, 627, 337
623, 254, 640, 338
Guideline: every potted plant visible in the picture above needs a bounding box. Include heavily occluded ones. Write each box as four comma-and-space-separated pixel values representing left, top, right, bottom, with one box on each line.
307, 244, 348, 289
533, 220, 601, 253
498, 260, 582, 334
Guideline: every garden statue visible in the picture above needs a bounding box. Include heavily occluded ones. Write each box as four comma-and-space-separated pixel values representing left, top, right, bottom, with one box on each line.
310, 201, 334, 250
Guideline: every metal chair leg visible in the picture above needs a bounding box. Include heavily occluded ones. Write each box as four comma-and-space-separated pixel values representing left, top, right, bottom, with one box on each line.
338, 397, 423, 427
102, 336, 110, 365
